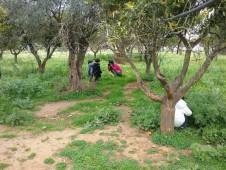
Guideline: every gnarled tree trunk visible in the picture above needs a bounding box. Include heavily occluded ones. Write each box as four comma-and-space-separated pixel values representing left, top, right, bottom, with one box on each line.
10, 49, 21, 63
0, 50, 3, 60
28, 44, 56, 73
68, 49, 83, 91
144, 48, 152, 74
160, 98, 175, 134
68, 37, 89, 91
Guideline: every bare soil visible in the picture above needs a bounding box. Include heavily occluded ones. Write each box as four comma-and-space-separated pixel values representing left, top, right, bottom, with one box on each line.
0, 83, 190, 170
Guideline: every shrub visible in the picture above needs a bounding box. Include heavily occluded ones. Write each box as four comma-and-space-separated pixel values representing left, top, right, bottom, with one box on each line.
0, 79, 44, 99
13, 97, 34, 109
85, 107, 122, 128
186, 88, 226, 145
190, 143, 226, 161
0, 94, 14, 124
186, 88, 226, 128
56, 162, 67, 170
131, 104, 160, 131
202, 125, 226, 145
5, 109, 34, 126
53, 76, 68, 92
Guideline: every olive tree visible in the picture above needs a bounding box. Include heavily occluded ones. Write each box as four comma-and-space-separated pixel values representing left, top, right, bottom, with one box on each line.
106, 0, 226, 134
49, 0, 100, 91
0, 5, 8, 60
2, 0, 61, 73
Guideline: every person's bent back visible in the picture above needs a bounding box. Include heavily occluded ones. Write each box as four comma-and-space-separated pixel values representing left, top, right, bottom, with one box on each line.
174, 99, 192, 128
108, 60, 122, 76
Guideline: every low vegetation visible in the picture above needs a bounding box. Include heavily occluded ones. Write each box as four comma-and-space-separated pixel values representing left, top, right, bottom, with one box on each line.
0, 52, 225, 169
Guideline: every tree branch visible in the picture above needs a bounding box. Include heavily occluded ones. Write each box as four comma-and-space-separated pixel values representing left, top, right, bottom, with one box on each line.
178, 43, 226, 95
123, 50, 163, 103
171, 29, 209, 92
163, 0, 216, 22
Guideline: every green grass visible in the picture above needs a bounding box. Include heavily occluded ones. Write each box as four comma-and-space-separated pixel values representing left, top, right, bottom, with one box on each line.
58, 101, 107, 115
151, 128, 204, 149
0, 51, 226, 169
147, 148, 159, 154
60, 140, 146, 170
0, 163, 10, 170
0, 134, 17, 139
161, 153, 226, 170
56, 162, 67, 170
44, 158, 55, 164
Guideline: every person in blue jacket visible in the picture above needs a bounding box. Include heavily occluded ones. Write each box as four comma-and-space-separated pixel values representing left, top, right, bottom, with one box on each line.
92, 58, 102, 82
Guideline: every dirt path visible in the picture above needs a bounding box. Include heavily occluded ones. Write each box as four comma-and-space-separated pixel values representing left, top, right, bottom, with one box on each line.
0, 83, 188, 170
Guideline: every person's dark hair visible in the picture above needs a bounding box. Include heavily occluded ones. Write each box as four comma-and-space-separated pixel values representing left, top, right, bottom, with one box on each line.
88, 60, 93, 64
109, 60, 114, 64
95, 58, 100, 62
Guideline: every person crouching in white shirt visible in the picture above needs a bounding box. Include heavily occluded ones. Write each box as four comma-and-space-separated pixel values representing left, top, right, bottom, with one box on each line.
174, 99, 192, 129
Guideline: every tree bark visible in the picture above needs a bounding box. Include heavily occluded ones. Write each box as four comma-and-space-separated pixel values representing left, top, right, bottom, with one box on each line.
145, 63, 151, 74
38, 63, 46, 74
160, 98, 175, 134
94, 51, 97, 59
28, 44, 56, 73
77, 37, 89, 79
68, 49, 83, 91
144, 48, 152, 74
0, 50, 3, 60
14, 55, 18, 63
68, 37, 89, 91
204, 41, 210, 56
10, 49, 21, 63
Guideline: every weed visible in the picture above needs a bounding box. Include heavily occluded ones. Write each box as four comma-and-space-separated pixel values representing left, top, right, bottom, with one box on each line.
99, 132, 120, 137
117, 148, 124, 153
162, 152, 226, 170
131, 104, 160, 131
17, 158, 27, 163
147, 148, 159, 154
9, 147, 17, 151
44, 158, 55, 164
24, 148, 31, 152
27, 153, 36, 160
56, 162, 67, 170
151, 129, 202, 149
41, 136, 50, 142
84, 107, 123, 128
0, 163, 10, 170
128, 150, 136, 154
5, 110, 34, 126
120, 140, 127, 145
72, 113, 95, 127
0, 134, 17, 139
70, 140, 87, 147
120, 144, 129, 149
190, 143, 226, 161
59, 140, 145, 169
103, 140, 118, 150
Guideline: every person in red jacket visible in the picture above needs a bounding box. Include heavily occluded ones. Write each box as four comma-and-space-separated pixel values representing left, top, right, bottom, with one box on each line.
108, 60, 122, 76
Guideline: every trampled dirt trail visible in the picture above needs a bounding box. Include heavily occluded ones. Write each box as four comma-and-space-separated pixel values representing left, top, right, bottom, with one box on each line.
0, 82, 189, 170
